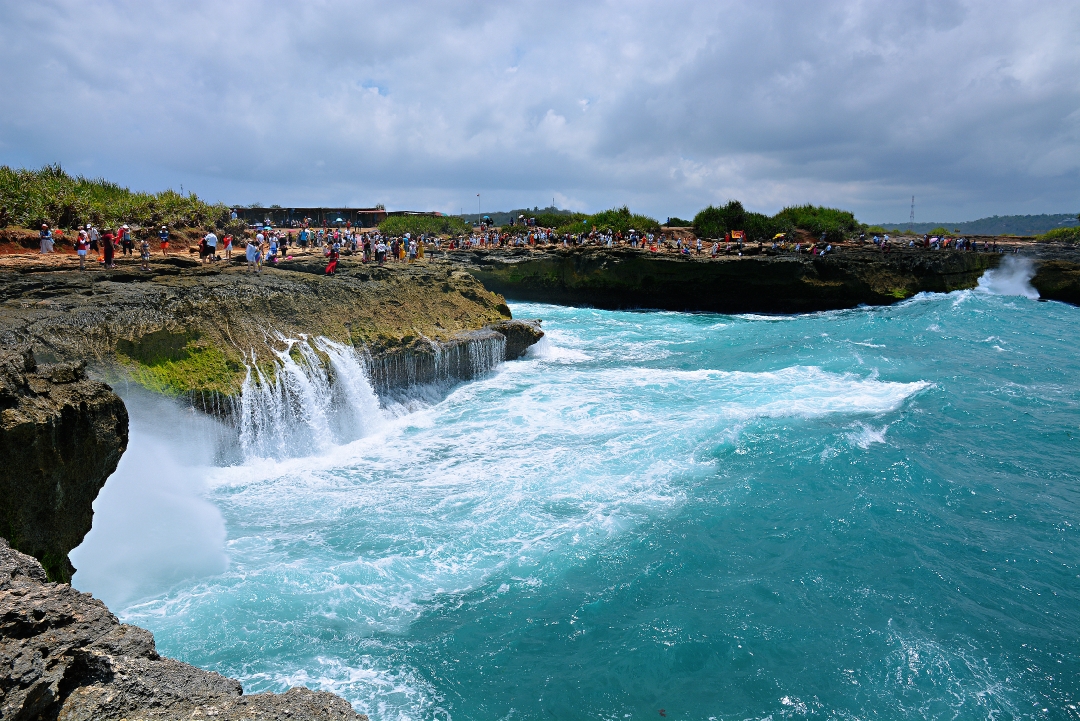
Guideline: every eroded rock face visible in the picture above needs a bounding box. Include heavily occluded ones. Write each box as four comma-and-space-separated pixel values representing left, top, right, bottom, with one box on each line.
0, 539, 365, 721
0, 347, 127, 582
451, 246, 1002, 313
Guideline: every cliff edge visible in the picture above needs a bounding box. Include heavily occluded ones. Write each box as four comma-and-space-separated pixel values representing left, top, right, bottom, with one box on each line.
0, 347, 127, 583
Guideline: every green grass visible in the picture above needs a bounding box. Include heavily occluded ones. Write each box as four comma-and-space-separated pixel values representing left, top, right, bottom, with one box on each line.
0, 164, 229, 230
1038, 226, 1080, 243
378, 214, 471, 237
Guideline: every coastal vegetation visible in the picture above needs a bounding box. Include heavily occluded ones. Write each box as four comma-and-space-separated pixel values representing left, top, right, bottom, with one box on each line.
693, 201, 859, 243
378, 214, 471, 237
0, 164, 228, 230
1038, 226, 1080, 243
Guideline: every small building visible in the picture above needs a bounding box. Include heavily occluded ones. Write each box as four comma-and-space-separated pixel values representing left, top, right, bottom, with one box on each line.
232, 207, 388, 228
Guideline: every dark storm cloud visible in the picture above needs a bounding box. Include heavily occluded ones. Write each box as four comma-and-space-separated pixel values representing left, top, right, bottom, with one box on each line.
0, 0, 1077, 221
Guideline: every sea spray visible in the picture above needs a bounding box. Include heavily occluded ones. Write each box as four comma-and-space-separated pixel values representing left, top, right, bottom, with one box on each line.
976, 255, 1039, 298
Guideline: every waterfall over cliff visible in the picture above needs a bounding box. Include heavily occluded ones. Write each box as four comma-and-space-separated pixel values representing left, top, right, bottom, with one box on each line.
234, 332, 508, 459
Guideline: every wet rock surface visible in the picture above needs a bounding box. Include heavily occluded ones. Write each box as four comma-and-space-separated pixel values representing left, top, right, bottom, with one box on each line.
0, 347, 127, 583
0, 538, 365, 721
1029, 242, 1080, 305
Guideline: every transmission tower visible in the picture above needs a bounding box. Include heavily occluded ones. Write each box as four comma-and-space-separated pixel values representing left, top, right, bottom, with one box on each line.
909, 196, 915, 231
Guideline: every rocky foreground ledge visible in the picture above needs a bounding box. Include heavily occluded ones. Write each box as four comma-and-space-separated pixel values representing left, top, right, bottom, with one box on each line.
0, 539, 365, 721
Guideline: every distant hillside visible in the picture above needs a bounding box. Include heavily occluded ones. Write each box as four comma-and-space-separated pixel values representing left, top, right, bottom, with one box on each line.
871, 213, 1079, 236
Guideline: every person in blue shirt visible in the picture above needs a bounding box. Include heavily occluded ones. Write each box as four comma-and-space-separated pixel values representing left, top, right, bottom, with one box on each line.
158, 225, 170, 256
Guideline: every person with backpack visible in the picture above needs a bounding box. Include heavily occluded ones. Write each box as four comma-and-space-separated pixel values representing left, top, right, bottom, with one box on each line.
121, 225, 134, 255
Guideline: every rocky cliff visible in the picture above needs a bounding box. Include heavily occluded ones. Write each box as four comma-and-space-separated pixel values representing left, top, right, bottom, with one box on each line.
0, 538, 365, 721
0, 255, 541, 407
449, 246, 1002, 313
0, 347, 127, 583
1029, 242, 1080, 306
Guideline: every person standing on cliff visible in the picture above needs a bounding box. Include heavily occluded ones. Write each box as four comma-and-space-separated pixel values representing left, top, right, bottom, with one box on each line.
121, 225, 134, 256
75, 229, 89, 270
245, 236, 258, 272
203, 229, 218, 263
159, 225, 170, 256
102, 229, 116, 268
140, 236, 151, 271
87, 224, 100, 253
39, 224, 54, 254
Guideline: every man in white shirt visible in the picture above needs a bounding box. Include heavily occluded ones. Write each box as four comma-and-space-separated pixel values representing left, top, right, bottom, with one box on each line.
203, 231, 218, 262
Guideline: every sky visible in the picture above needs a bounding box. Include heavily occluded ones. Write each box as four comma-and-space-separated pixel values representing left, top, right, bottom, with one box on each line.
1, 0, 1078, 223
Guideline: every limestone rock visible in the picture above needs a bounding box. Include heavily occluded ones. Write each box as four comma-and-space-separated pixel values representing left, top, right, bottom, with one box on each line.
0, 347, 128, 582
0, 539, 365, 721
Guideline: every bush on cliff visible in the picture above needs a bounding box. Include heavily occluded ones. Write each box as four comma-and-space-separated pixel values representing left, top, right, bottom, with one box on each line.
693, 201, 777, 242
693, 201, 858, 243
0, 164, 229, 230
562, 206, 660, 236
772, 205, 859, 243
504, 211, 589, 234
378, 214, 471, 237
1038, 226, 1080, 243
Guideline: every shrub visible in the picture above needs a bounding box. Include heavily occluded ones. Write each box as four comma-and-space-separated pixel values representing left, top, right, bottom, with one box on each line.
585, 206, 661, 235
378, 214, 470, 237
665, 217, 692, 227
0, 164, 229, 230
1038, 226, 1080, 243
772, 204, 859, 243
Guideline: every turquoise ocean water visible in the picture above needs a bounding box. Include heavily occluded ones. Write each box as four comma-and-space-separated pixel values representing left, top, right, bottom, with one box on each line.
73, 270, 1080, 720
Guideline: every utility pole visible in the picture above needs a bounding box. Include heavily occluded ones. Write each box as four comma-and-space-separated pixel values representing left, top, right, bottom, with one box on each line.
909, 196, 915, 231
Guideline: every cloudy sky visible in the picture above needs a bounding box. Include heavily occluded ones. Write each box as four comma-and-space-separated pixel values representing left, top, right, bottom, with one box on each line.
1, 0, 1078, 222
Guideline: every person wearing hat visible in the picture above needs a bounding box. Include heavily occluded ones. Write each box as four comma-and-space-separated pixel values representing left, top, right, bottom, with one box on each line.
87, 224, 100, 253
121, 224, 134, 256
39, 224, 54, 254
158, 225, 169, 256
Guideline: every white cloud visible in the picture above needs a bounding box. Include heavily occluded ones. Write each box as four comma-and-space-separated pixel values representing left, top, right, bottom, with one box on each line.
1, 0, 1077, 222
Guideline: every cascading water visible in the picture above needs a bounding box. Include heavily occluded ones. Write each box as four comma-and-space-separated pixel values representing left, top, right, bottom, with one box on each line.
234, 332, 507, 458
235, 336, 378, 459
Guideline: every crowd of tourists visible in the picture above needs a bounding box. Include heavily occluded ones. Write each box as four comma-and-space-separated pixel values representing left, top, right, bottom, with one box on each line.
31, 218, 1021, 275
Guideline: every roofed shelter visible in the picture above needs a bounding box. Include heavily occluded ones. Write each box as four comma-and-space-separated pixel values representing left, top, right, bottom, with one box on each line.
233, 207, 388, 228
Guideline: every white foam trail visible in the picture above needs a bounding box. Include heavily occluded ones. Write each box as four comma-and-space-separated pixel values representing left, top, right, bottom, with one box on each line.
976, 256, 1039, 299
